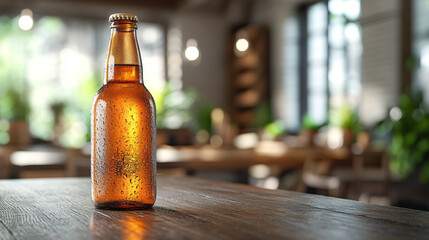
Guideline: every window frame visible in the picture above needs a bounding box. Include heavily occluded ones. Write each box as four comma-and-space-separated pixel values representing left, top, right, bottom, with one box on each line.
298, 0, 330, 127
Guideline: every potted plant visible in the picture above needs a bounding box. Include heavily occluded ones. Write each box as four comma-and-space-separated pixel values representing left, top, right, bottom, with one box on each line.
379, 93, 429, 183
0, 87, 31, 145
329, 106, 360, 148
0, 17, 33, 145
153, 83, 197, 146
263, 120, 286, 140
300, 114, 324, 146
193, 101, 214, 145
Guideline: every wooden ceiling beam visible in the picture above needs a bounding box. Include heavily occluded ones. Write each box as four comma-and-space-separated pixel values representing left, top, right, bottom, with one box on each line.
0, 0, 187, 11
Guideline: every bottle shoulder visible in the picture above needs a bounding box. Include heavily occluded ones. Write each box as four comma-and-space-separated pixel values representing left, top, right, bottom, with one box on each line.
92, 83, 155, 107
95, 83, 153, 98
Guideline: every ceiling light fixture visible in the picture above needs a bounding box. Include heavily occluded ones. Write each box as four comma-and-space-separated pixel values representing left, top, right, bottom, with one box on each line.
235, 38, 249, 52
18, 9, 33, 31
184, 39, 200, 62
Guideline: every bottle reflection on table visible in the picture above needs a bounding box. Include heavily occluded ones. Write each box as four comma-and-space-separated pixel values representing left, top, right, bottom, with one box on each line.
91, 210, 153, 240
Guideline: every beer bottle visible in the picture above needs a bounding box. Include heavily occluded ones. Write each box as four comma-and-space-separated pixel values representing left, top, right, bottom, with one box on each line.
91, 13, 156, 210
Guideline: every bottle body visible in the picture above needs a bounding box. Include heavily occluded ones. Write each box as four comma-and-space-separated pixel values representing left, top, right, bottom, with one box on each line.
91, 15, 156, 210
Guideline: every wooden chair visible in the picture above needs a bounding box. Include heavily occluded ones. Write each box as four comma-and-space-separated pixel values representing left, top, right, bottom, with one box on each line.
348, 147, 391, 204
299, 155, 344, 197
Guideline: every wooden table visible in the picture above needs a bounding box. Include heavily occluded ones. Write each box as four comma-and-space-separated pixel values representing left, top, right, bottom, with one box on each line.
0, 145, 69, 179
0, 177, 428, 239
157, 143, 351, 172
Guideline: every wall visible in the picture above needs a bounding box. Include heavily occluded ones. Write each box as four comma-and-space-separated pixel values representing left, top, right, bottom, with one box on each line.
169, 11, 228, 108
359, 0, 402, 125
250, 0, 301, 130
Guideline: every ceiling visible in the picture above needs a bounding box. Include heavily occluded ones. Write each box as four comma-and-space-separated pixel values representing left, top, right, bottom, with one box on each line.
0, 0, 235, 22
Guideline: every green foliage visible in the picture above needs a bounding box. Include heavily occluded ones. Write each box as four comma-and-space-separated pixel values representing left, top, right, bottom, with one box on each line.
329, 106, 360, 131
250, 103, 285, 138
405, 56, 416, 72
252, 102, 272, 129
153, 83, 197, 129
0, 120, 9, 144
380, 93, 429, 183
0, 16, 32, 121
0, 87, 30, 121
301, 114, 324, 131
193, 102, 215, 133
264, 120, 286, 138
76, 74, 102, 141
329, 13, 358, 24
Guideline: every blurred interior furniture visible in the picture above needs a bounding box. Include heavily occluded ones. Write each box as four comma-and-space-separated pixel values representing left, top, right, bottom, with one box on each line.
3, 144, 68, 178
157, 142, 351, 174
62, 141, 352, 179
299, 142, 391, 204
348, 147, 391, 205
8, 121, 31, 145
228, 25, 269, 133
1, 176, 428, 239
157, 128, 194, 146
66, 144, 91, 177
248, 163, 283, 189
0, 140, 353, 185
0, 145, 17, 178
300, 155, 344, 197
298, 146, 353, 197
157, 145, 256, 174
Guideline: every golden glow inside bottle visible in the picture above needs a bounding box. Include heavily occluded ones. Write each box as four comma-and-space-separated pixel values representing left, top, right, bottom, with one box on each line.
91, 13, 156, 210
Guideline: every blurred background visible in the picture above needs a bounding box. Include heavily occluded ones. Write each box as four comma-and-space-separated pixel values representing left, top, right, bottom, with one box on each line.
0, 0, 429, 210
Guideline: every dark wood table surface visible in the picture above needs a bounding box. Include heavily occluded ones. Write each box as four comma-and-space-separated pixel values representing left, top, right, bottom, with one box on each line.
0, 176, 428, 240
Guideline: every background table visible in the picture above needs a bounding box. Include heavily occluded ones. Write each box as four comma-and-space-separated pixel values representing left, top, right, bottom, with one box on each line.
0, 176, 428, 239
157, 144, 351, 172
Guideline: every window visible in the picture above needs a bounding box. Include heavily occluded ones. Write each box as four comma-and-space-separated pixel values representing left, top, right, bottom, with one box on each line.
284, 0, 361, 131
0, 16, 166, 146
304, 2, 329, 125
328, 0, 361, 110
413, 0, 429, 101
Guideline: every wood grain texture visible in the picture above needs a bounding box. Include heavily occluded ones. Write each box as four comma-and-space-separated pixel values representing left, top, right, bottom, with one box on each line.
0, 176, 428, 240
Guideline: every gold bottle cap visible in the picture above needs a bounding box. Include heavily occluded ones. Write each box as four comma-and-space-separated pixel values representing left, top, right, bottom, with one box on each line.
109, 13, 139, 22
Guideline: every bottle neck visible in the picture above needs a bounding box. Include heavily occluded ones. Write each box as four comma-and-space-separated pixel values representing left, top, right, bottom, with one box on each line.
105, 20, 143, 84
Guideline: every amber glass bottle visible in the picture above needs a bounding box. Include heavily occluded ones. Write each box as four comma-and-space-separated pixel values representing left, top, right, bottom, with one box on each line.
91, 13, 156, 210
